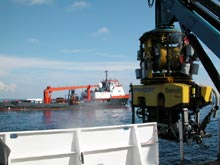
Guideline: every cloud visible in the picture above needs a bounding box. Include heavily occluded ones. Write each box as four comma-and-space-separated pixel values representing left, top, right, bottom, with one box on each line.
94, 52, 127, 58
0, 54, 137, 72
12, 0, 53, 5
0, 54, 139, 98
59, 49, 127, 59
28, 38, 40, 44
0, 81, 16, 92
97, 27, 110, 34
70, 1, 90, 9
59, 48, 93, 54
92, 27, 110, 36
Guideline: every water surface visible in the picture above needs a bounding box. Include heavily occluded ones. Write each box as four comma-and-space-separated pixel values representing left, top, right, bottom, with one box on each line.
0, 106, 219, 164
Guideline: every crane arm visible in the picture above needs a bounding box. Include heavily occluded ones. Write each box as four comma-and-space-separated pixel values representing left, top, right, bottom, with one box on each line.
44, 85, 98, 92
188, 33, 220, 93
43, 85, 98, 104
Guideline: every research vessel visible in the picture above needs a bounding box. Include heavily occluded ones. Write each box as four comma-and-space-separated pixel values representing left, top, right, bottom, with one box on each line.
0, 71, 130, 111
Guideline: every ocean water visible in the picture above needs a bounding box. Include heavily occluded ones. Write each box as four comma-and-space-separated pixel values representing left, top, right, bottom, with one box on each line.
0, 106, 219, 164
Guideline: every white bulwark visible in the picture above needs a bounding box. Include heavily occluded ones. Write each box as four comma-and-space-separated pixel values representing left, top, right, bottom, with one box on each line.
0, 123, 159, 165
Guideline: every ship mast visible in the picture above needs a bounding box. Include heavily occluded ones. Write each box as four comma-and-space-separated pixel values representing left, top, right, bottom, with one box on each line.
105, 70, 108, 81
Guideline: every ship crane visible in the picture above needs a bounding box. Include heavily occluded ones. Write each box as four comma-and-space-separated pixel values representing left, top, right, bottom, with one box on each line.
130, 0, 220, 144
43, 85, 98, 104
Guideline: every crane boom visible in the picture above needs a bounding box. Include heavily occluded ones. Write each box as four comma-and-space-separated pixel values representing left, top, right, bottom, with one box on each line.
43, 85, 98, 104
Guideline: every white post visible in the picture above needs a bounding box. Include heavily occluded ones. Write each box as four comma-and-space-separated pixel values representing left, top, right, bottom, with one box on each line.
179, 120, 184, 164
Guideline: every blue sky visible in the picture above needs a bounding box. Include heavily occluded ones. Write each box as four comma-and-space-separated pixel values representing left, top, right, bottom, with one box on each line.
0, 0, 219, 99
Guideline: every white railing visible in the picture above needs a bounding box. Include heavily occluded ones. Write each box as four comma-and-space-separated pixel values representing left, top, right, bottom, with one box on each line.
0, 123, 159, 165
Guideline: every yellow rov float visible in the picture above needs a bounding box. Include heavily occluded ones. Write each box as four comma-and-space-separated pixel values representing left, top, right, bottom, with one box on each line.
130, 26, 218, 143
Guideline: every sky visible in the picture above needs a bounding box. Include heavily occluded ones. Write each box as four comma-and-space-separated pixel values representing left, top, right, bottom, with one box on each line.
0, 0, 219, 99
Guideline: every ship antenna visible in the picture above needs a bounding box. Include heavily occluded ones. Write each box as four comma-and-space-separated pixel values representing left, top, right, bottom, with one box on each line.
105, 70, 108, 81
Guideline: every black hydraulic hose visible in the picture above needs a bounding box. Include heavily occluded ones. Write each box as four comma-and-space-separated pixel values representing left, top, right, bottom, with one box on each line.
199, 89, 219, 133
197, 0, 220, 19
212, 89, 219, 118
191, 0, 220, 32
188, 33, 220, 94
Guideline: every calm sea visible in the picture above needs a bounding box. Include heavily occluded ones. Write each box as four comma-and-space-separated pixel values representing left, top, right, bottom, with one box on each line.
0, 106, 219, 164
